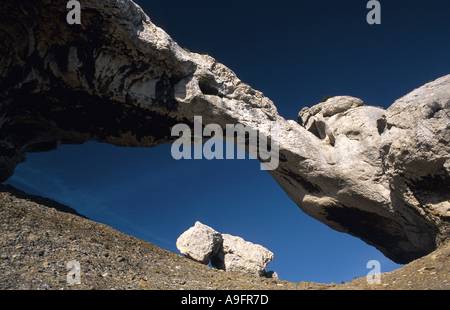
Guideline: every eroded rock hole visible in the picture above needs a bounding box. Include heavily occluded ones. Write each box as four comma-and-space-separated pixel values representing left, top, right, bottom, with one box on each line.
198, 79, 220, 97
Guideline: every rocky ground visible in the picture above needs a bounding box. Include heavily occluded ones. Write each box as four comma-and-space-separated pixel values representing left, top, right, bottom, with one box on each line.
1, 184, 449, 290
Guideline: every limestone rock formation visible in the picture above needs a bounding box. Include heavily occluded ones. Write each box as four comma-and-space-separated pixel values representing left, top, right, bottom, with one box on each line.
1, 0, 450, 264
210, 234, 274, 275
177, 222, 274, 275
176, 221, 222, 265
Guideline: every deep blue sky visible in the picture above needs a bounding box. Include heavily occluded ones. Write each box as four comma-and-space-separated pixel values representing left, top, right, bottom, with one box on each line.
4, 0, 450, 284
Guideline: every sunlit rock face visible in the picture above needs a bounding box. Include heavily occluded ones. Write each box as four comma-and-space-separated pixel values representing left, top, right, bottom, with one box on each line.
176, 222, 274, 275
1, 0, 450, 264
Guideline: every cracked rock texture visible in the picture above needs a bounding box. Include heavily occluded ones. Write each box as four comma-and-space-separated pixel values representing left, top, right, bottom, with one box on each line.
1, 0, 450, 264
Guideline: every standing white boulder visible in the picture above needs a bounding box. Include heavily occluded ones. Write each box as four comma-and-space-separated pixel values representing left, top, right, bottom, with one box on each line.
211, 234, 274, 275
176, 221, 222, 264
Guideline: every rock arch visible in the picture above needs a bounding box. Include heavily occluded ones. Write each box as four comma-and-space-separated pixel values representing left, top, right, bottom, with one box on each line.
1, 0, 450, 263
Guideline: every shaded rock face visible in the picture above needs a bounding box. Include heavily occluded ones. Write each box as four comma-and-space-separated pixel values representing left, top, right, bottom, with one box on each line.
1, 0, 450, 264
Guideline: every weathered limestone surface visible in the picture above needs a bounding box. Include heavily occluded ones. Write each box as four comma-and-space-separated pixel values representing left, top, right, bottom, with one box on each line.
211, 234, 274, 275
176, 221, 222, 265
177, 222, 274, 275
1, 0, 450, 263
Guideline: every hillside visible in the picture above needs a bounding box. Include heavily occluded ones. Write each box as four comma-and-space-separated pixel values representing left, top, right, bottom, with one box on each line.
1, 184, 449, 290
